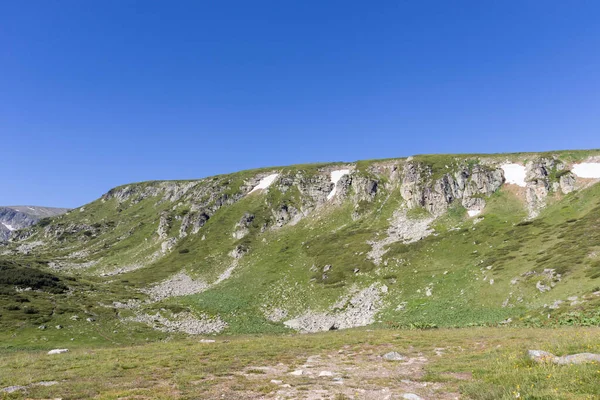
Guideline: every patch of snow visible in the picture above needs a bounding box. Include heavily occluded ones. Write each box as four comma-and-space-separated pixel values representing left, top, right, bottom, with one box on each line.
467, 209, 481, 217
1, 222, 15, 231
572, 163, 600, 179
501, 163, 526, 187
249, 173, 279, 194
327, 169, 351, 200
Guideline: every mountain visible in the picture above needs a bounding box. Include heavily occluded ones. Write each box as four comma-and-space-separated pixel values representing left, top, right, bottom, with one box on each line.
2, 150, 600, 344
0, 206, 69, 242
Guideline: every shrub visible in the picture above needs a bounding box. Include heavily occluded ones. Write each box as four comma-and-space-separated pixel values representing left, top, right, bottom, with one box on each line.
0, 261, 67, 293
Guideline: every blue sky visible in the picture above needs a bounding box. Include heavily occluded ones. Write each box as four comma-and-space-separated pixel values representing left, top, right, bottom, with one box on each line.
1, 1, 599, 208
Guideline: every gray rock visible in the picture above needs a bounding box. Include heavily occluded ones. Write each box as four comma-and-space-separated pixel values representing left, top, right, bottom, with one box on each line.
559, 172, 576, 194
383, 351, 405, 361
402, 394, 424, 400
400, 160, 503, 217
555, 353, 600, 365
528, 350, 600, 365
232, 213, 254, 239
157, 211, 171, 239
0, 385, 27, 393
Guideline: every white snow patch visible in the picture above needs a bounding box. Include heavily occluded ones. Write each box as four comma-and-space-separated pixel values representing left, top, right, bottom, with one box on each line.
501, 164, 526, 187
572, 163, 600, 179
327, 169, 351, 200
467, 209, 482, 217
1, 222, 15, 231
249, 173, 279, 194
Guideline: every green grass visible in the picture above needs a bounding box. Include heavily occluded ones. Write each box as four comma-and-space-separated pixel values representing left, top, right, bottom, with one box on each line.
1, 327, 599, 399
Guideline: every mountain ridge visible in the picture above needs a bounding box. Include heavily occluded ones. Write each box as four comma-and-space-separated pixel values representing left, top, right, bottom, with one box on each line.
2, 149, 600, 344
0, 206, 69, 242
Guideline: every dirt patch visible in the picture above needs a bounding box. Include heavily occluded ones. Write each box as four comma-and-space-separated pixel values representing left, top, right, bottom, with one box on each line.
199, 347, 462, 399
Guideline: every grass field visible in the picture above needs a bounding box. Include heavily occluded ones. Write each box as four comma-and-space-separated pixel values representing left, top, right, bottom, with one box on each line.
1, 327, 599, 399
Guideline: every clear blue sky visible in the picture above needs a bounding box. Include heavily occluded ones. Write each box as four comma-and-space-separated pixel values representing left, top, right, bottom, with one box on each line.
2, 1, 599, 208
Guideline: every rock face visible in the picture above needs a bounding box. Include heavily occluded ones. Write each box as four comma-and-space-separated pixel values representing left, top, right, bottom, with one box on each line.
0, 206, 68, 241
523, 158, 580, 217
400, 161, 504, 217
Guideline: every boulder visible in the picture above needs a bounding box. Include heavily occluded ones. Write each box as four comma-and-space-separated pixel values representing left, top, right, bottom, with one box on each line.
528, 350, 600, 365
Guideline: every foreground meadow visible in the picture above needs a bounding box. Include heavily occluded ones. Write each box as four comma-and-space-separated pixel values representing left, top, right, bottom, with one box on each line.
1, 327, 599, 399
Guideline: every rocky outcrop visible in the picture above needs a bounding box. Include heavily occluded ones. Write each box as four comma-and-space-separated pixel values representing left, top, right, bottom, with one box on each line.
157, 211, 171, 239
524, 159, 554, 217
233, 213, 255, 239
272, 204, 302, 227
400, 161, 504, 217
559, 172, 576, 194
523, 158, 575, 217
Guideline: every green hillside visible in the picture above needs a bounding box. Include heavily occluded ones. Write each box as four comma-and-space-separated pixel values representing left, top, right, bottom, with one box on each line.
2, 150, 600, 348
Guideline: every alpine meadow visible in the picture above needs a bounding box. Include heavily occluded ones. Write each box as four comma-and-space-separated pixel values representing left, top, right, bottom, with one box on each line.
2, 150, 600, 399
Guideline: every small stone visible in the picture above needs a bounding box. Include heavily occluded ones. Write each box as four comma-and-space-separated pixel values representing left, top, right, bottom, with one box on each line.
55, 325, 63, 330
383, 351, 405, 361
0, 385, 26, 393
402, 394, 424, 400
70, 315, 79, 321
200, 339, 215, 343
86, 317, 95, 322
270, 379, 282, 384
318, 370, 333, 377
48, 349, 69, 355
323, 264, 332, 272
281, 384, 291, 388
38, 325, 46, 330
289, 370, 304, 376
